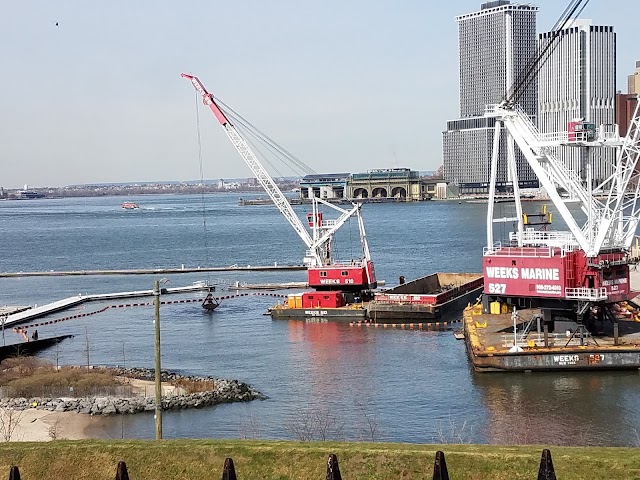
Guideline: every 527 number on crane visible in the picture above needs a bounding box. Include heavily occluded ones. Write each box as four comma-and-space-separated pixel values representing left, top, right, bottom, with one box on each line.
487, 283, 507, 294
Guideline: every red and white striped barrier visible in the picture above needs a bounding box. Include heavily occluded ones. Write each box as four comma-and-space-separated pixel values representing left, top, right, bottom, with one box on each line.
16, 292, 289, 330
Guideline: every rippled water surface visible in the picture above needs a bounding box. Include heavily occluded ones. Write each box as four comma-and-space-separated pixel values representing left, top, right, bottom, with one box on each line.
1, 194, 638, 445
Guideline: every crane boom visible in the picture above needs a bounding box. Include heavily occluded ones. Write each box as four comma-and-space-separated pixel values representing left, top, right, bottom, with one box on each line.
181, 73, 319, 266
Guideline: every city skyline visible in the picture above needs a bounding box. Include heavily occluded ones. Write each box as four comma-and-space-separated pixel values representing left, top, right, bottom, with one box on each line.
538, 20, 617, 182
443, 1, 539, 193
0, 0, 637, 189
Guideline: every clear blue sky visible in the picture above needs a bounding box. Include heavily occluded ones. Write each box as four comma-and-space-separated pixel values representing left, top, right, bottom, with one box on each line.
0, 0, 636, 188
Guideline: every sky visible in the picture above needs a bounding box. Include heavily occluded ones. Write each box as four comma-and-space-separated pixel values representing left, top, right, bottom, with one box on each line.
0, 0, 637, 188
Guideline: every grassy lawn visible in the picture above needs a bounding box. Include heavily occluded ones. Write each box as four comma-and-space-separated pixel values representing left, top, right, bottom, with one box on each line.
0, 440, 639, 480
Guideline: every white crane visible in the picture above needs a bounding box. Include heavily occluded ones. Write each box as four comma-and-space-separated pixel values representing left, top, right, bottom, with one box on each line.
182, 74, 376, 289
484, 101, 640, 258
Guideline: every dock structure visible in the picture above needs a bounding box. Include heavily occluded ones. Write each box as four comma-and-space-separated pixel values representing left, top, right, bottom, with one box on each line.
0, 264, 305, 278
3, 284, 214, 328
0, 306, 31, 316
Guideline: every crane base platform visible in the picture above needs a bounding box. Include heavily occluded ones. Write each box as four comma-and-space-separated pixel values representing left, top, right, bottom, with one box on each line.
463, 307, 640, 372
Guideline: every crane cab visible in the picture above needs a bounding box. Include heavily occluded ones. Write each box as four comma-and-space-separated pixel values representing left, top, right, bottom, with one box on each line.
308, 261, 377, 291
567, 120, 597, 142
307, 212, 323, 228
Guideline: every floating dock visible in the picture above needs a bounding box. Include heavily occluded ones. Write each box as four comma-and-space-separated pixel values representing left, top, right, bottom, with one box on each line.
0, 264, 305, 278
0, 306, 31, 316
0, 335, 74, 361
463, 306, 640, 372
3, 284, 214, 327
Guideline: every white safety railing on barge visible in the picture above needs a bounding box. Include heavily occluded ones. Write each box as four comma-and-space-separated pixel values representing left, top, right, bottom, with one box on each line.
320, 261, 366, 268
483, 243, 567, 258
501, 332, 598, 349
564, 287, 608, 301
509, 229, 579, 251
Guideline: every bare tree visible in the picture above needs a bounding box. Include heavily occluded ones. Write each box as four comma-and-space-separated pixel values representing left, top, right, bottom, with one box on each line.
84, 326, 90, 373
47, 418, 63, 441
285, 406, 344, 442
54, 341, 61, 372
0, 408, 25, 442
433, 415, 474, 444
354, 399, 379, 442
238, 414, 262, 440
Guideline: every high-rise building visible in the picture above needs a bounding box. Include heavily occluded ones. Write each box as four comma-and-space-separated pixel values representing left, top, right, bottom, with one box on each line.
537, 20, 616, 181
616, 93, 638, 137
443, 1, 539, 194
628, 61, 640, 94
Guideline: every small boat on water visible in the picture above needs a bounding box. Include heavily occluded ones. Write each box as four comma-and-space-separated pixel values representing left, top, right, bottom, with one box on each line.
122, 202, 139, 209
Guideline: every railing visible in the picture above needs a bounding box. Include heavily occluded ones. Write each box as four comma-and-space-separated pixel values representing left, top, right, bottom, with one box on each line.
6, 449, 561, 480
536, 130, 569, 143
483, 245, 559, 258
319, 261, 365, 269
501, 331, 595, 348
564, 287, 608, 301
509, 230, 578, 251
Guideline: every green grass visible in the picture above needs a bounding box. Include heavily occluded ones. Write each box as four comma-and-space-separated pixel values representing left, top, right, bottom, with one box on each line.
0, 440, 639, 480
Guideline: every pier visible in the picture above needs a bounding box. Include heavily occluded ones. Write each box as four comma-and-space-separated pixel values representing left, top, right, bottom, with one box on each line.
3, 284, 214, 327
0, 264, 306, 278
0, 306, 31, 316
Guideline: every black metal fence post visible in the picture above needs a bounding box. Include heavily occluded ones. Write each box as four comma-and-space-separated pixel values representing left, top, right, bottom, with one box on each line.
221, 457, 237, 480
432, 451, 449, 480
115, 461, 130, 480
537, 448, 557, 480
326, 454, 342, 480
8, 466, 20, 480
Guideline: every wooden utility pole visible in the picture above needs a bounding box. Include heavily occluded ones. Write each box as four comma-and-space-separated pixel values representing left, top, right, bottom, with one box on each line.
153, 280, 163, 440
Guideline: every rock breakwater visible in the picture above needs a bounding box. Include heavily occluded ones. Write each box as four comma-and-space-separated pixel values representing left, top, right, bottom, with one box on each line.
0, 367, 265, 415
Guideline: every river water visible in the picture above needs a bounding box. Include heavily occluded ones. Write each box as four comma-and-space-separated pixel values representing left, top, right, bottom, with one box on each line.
1, 194, 639, 446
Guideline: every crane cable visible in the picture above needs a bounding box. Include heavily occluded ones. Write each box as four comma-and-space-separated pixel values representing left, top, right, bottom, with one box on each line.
505, 0, 591, 106
195, 90, 211, 277
216, 98, 317, 177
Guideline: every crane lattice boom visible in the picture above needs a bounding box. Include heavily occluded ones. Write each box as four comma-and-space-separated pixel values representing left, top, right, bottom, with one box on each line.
181, 73, 375, 289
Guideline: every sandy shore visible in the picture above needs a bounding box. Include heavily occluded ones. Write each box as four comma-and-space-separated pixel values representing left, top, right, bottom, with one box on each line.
7, 409, 104, 441
2, 378, 176, 442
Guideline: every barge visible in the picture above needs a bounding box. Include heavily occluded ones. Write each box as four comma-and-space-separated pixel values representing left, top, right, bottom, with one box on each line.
463, 304, 640, 372
269, 272, 483, 323
0, 335, 74, 362
368, 272, 483, 322
269, 290, 368, 321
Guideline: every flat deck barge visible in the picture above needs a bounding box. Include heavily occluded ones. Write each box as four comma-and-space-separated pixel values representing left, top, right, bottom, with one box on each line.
463, 306, 640, 372
269, 272, 482, 323
368, 272, 483, 321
